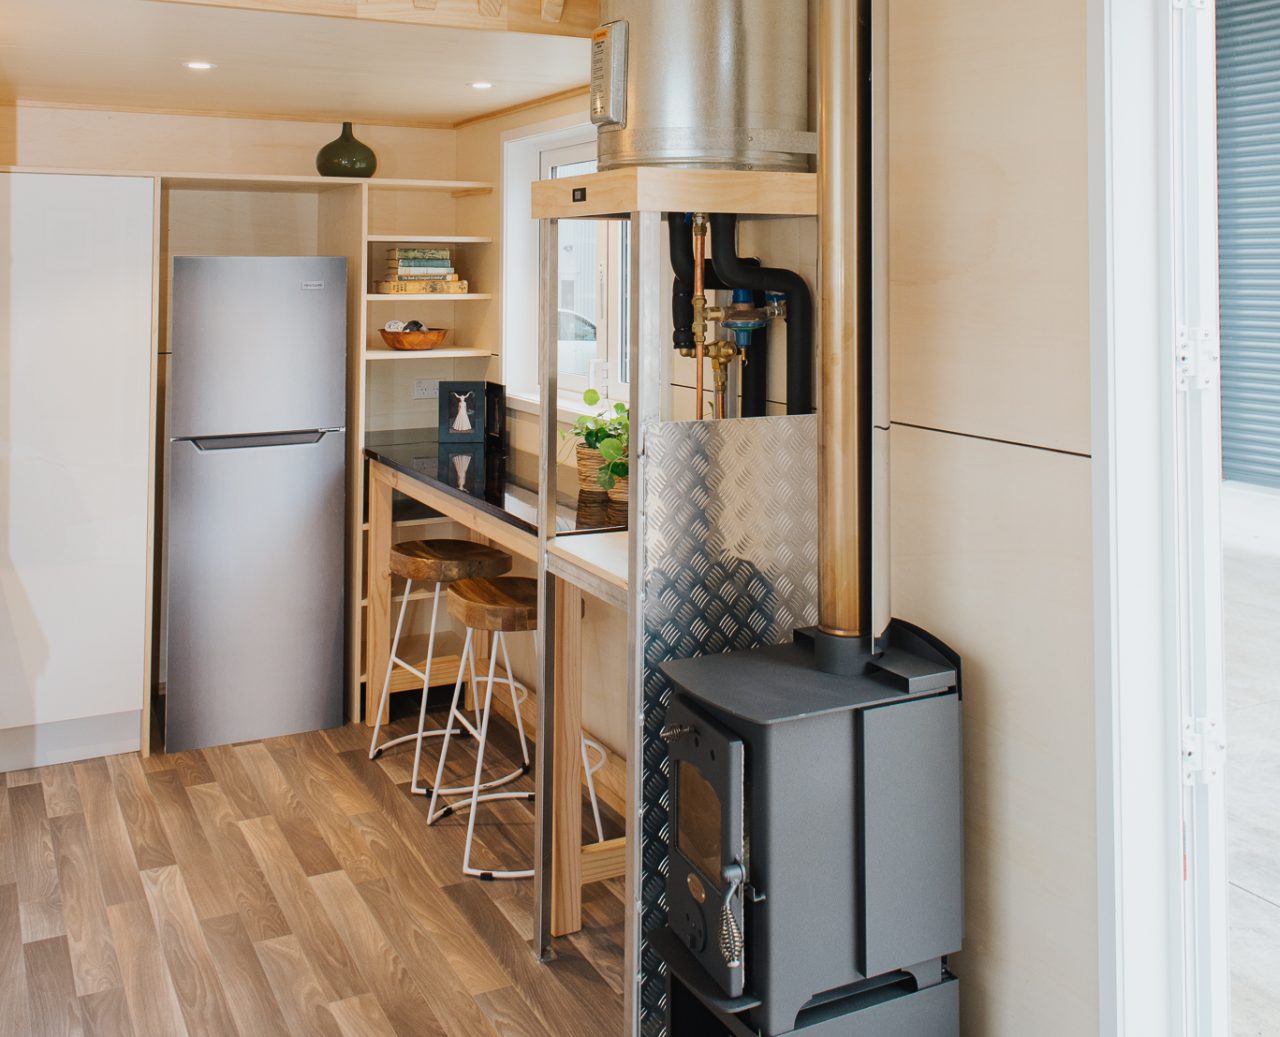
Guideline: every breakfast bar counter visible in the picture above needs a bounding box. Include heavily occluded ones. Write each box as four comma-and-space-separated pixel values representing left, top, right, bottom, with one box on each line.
363, 428, 628, 942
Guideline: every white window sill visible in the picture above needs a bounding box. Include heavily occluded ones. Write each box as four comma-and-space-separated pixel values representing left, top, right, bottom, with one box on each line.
507, 389, 616, 425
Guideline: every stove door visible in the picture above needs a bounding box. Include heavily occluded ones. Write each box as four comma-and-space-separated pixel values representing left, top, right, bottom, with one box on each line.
664, 696, 747, 998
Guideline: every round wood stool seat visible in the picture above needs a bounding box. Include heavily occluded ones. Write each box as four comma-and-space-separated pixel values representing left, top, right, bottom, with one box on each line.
389, 539, 512, 584
446, 576, 538, 633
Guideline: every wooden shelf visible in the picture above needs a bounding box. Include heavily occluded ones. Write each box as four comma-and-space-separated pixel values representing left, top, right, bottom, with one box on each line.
531, 167, 818, 220
364, 347, 491, 362
546, 530, 630, 610
366, 293, 492, 302
360, 515, 450, 533
368, 234, 493, 244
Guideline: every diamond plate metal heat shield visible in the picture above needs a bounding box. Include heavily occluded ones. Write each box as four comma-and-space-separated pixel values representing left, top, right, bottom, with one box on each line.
638, 414, 818, 1037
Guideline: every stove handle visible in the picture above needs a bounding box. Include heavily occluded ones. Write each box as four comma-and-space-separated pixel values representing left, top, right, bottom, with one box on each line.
718, 861, 746, 969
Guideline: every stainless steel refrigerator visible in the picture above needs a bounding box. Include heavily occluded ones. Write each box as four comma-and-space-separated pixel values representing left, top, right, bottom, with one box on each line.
166, 256, 347, 752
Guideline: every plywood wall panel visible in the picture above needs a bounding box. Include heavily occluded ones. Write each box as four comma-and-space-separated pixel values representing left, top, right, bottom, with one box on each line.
889, 423, 1096, 1036
887, 0, 1090, 454
6, 104, 456, 180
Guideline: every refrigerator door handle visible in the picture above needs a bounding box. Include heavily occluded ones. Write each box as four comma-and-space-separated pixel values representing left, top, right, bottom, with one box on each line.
186, 430, 341, 451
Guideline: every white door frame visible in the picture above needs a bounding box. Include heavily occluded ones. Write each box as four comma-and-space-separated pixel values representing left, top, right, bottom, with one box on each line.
1090, 0, 1228, 1034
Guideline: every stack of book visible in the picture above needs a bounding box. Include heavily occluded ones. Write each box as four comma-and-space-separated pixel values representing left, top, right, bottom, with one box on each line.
375, 247, 470, 294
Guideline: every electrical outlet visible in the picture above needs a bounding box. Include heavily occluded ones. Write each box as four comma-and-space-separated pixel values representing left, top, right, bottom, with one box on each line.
412, 378, 439, 401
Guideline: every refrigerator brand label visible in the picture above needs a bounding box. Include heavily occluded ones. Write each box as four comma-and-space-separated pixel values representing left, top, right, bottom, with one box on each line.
301, 281, 325, 290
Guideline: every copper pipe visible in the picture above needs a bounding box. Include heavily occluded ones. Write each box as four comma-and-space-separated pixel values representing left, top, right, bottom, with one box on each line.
692, 214, 708, 419
817, 0, 864, 638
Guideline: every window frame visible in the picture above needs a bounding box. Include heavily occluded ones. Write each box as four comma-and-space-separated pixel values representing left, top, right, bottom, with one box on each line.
501, 121, 631, 408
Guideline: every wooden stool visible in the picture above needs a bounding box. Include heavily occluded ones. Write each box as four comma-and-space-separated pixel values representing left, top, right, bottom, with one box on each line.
368, 539, 511, 798
428, 577, 607, 880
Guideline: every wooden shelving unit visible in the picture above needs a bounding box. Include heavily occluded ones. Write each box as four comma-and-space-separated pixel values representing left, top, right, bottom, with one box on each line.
352, 184, 497, 719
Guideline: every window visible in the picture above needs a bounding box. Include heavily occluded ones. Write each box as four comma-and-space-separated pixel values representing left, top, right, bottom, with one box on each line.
503, 124, 630, 406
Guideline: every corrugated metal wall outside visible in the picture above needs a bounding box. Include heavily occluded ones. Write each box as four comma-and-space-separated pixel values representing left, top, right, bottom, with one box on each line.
1218, 0, 1280, 487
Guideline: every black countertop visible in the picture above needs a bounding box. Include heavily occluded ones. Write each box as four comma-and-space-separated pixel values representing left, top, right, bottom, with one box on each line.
364, 428, 624, 536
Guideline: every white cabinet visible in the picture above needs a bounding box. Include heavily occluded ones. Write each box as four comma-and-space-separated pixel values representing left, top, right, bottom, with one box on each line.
0, 172, 155, 766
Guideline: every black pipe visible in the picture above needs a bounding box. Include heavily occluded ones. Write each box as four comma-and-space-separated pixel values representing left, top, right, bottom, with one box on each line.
707, 213, 814, 415
667, 213, 770, 418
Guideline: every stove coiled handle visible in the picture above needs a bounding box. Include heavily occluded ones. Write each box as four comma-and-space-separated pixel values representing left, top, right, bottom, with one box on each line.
718, 861, 746, 969
660, 723, 695, 743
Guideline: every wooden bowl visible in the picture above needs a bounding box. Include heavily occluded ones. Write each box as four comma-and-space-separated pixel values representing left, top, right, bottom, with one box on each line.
380, 328, 448, 351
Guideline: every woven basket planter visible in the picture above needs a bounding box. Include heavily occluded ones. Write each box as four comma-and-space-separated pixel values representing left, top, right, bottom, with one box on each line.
575, 444, 605, 494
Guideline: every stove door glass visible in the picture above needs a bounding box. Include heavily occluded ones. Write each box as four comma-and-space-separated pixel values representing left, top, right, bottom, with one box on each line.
677, 760, 722, 889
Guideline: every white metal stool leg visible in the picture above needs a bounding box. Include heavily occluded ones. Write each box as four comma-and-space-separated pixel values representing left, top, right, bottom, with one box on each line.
461, 630, 535, 880
498, 630, 531, 769
409, 583, 445, 794
370, 580, 461, 762
427, 629, 528, 824
368, 578, 414, 758
582, 736, 607, 844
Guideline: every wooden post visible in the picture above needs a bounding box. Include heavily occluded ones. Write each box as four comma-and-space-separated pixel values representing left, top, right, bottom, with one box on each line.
551, 580, 584, 935
365, 462, 393, 726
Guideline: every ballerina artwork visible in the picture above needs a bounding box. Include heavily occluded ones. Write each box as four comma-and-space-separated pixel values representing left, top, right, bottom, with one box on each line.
438, 381, 493, 443
450, 391, 474, 433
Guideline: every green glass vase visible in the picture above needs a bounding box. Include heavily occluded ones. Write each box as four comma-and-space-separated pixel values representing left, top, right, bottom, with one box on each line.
315, 122, 377, 178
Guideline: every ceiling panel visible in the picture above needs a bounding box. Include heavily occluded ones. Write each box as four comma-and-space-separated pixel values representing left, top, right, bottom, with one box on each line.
0, 0, 591, 125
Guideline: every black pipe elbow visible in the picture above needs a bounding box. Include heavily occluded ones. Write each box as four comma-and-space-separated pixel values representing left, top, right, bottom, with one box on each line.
707, 213, 814, 415
668, 213, 771, 418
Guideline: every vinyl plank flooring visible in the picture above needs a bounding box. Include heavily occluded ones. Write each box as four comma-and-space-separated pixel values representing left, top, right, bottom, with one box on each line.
23, 936, 85, 1037
39, 765, 83, 819
442, 880, 612, 1037
310, 870, 455, 1037
106, 754, 176, 872
139, 865, 241, 1037
327, 994, 400, 1037
345, 808, 510, 998
475, 986, 560, 1037
253, 935, 345, 1037
185, 782, 290, 943
73, 760, 145, 908
236, 743, 342, 876
321, 722, 375, 756
145, 771, 238, 921
238, 815, 367, 1002
200, 913, 292, 1037
355, 877, 500, 1037
49, 814, 122, 996
9, 782, 65, 943
273, 733, 376, 816
78, 988, 136, 1037
264, 739, 384, 885
105, 899, 189, 1037
0, 790, 17, 887
200, 744, 270, 821
0, 884, 31, 1037
170, 750, 215, 788
2, 721, 623, 1037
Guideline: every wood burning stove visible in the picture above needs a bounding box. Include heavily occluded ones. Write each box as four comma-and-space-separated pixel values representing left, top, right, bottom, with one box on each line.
652, 621, 963, 1036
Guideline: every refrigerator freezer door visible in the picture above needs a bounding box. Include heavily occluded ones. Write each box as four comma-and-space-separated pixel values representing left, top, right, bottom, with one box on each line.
166, 431, 346, 751
170, 256, 347, 438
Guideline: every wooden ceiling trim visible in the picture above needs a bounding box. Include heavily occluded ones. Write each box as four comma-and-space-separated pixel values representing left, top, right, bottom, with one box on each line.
148, 0, 598, 37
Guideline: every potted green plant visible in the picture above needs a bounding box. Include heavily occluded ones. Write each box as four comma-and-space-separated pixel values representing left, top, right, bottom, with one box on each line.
562, 389, 629, 501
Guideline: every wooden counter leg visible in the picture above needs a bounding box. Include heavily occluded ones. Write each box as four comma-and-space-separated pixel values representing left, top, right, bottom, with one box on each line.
365, 463, 393, 727
551, 579, 584, 936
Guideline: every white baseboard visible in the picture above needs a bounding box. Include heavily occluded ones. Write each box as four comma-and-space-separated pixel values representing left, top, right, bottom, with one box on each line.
0, 710, 141, 771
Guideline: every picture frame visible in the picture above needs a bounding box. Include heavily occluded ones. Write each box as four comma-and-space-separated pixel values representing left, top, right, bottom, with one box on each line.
439, 381, 505, 444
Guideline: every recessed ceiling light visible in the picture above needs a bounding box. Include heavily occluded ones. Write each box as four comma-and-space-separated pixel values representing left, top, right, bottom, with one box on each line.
469, 81, 493, 90
184, 61, 216, 71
